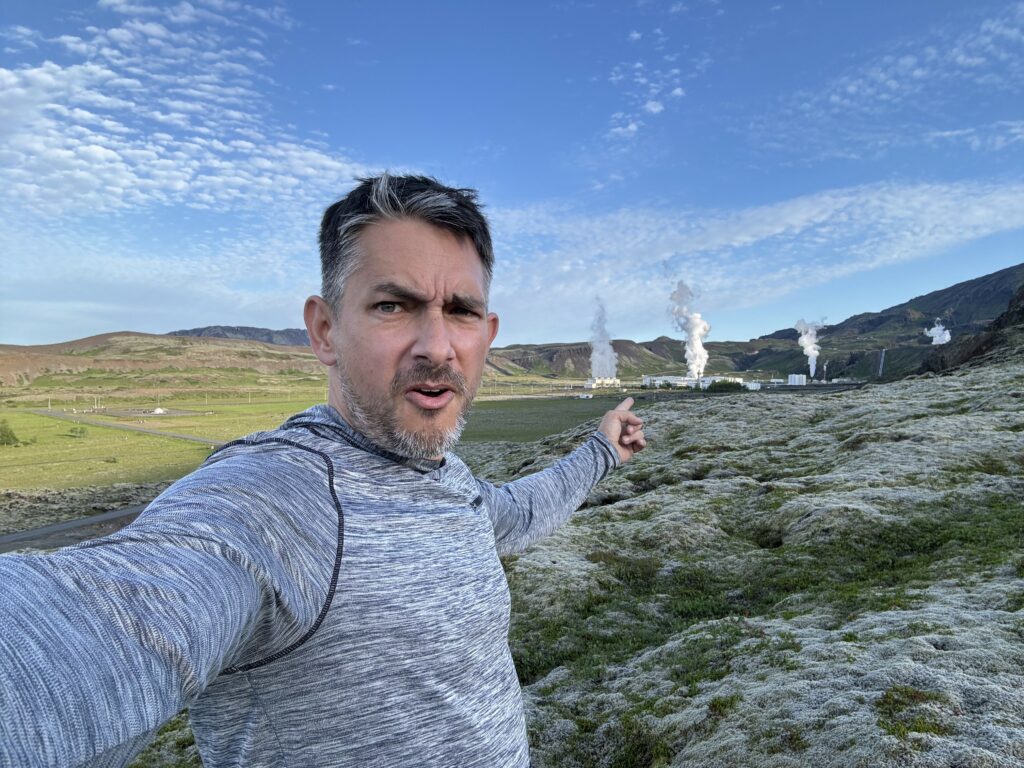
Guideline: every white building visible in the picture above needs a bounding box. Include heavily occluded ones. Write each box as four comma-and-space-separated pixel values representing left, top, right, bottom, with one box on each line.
584, 377, 621, 389
642, 375, 695, 388
788, 374, 807, 386
744, 382, 762, 391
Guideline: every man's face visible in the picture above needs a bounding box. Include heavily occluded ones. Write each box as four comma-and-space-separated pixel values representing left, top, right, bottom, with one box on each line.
328, 217, 498, 459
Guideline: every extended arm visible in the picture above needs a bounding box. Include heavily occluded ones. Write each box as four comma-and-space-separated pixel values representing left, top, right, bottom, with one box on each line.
479, 398, 646, 555
0, 462, 332, 768
0, 535, 264, 766
478, 431, 619, 555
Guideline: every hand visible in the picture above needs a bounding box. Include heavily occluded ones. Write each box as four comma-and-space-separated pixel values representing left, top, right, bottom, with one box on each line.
598, 397, 646, 464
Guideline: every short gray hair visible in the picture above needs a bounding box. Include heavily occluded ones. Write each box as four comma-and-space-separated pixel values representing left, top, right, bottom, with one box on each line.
318, 173, 494, 309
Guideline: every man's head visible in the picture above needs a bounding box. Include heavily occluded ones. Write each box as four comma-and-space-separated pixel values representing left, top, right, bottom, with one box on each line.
305, 174, 499, 460
318, 174, 494, 310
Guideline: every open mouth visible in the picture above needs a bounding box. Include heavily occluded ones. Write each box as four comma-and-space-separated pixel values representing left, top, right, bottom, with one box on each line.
404, 384, 457, 410
414, 387, 449, 398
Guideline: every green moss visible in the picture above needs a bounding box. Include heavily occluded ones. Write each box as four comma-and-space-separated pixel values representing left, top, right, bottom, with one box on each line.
1006, 591, 1024, 612
586, 551, 664, 592
605, 715, 673, 768
126, 712, 200, 768
752, 724, 809, 753
512, 492, 1023, 687
707, 693, 742, 718
875, 686, 953, 739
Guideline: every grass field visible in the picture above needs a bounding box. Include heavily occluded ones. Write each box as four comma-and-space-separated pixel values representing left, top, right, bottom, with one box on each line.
462, 395, 624, 442
78, 400, 322, 443
0, 394, 628, 490
0, 410, 212, 490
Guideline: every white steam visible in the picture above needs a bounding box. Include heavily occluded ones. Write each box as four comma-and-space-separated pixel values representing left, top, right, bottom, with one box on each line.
589, 297, 618, 379
794, 319, 823, 378
670, 280, 711, 379
925, 319, 951, 345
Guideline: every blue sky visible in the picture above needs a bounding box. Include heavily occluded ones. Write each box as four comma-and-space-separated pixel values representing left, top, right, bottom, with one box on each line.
2, 0, 1023, 347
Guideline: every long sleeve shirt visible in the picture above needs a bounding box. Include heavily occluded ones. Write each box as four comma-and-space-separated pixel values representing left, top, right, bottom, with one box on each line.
0, 404, 620, 768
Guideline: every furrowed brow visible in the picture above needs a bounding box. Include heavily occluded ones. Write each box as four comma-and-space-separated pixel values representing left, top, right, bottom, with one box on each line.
449, 293, 486, 312
371, 282, 429, 304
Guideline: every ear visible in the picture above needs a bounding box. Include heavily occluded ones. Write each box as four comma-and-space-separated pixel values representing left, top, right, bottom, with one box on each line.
304, 295, 339, 366
486, 312, 499, 347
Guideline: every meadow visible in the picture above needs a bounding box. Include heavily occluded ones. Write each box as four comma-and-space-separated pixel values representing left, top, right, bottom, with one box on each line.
0, 391, 627, 492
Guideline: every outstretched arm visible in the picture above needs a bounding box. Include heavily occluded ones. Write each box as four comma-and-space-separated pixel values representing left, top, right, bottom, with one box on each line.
479, 398, 645, 555
0, 534, 266, 767
0, 470, 331, 768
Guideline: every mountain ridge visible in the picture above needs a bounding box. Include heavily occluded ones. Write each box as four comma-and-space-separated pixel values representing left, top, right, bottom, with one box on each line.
2, 263, 1020, 387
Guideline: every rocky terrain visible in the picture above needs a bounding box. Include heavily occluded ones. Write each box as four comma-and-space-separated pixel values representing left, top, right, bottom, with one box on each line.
4, 323, 1023, 768
459, 351, 1024, 766
0, 482, 170, 537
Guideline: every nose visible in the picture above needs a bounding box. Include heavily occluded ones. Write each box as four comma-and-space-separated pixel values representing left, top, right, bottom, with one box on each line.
411, 309, 456, 366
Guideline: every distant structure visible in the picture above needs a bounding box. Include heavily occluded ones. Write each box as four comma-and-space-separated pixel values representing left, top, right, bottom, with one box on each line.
878, 349, 886, 378
641, 374, 743, 390
642, 375, 695, 388
788, 374, 807, 386
584, 377, 621, 389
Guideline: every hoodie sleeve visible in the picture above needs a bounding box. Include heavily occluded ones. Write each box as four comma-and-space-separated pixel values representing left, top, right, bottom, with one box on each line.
0, 449, 340, 768
477, 431, 620, 556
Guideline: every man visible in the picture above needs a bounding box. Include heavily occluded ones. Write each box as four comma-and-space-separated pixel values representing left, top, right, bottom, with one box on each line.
0, 174, 645, 767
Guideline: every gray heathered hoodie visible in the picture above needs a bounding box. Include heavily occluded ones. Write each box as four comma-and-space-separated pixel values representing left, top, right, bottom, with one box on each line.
0, 404, 620, 767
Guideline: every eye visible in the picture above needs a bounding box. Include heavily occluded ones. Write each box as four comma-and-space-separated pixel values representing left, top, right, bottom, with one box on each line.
450, 304, 481, 318
376, 302, 401, 314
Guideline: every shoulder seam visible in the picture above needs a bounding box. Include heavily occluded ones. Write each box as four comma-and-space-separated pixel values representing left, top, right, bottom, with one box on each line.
216, 436, 345, 674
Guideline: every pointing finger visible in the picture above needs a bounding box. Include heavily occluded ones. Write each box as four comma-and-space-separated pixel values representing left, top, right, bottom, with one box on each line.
615, 396, 635, 411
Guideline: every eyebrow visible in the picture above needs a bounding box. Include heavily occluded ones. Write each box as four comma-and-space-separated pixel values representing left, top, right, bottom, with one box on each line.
371, 281, 486, 311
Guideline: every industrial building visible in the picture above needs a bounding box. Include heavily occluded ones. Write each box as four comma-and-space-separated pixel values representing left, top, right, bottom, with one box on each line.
584, 377, 621, 389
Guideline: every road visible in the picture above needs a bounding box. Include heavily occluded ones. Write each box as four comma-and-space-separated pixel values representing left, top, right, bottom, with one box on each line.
0, 504, 145, 554
29, 409, 226, 447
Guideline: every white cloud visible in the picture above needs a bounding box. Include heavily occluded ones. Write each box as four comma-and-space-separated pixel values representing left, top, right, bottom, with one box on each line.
757, 3, 1024, 158
1, 25, 41, 50
924, 120, 1024, 151
643, 100, 664, 114
607, 114, 641, 139
488, 179, 1024, 343
0, 0, 374, 343
628, 30, 642, 42
0, 9, 371, 217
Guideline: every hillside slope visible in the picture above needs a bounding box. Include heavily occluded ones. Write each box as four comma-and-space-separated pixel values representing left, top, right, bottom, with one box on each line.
5, 264, 1021, 389
0, 333, 321, 390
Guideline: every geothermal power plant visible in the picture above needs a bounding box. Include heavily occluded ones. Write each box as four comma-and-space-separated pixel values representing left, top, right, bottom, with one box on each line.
585, 285, 955, 391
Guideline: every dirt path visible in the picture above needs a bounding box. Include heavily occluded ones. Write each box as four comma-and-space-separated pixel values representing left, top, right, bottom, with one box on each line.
0, 504, 144, 553
29, 409, 226, 446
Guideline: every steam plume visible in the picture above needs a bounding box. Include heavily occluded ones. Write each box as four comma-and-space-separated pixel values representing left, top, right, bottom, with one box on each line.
924, 319, 951, 345
670, 280, 711, 379
589, 297, 618, 379
794, 319, 823, 378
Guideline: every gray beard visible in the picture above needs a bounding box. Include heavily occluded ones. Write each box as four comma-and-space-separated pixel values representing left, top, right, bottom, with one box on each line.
335, 360, 473, 459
